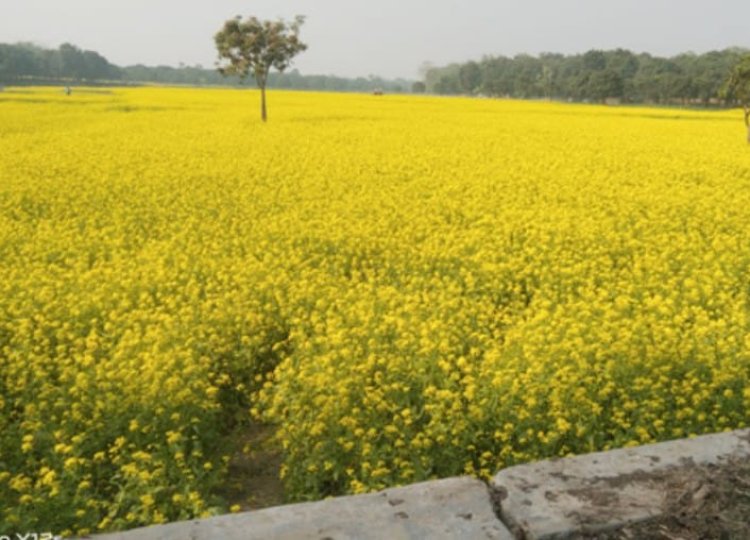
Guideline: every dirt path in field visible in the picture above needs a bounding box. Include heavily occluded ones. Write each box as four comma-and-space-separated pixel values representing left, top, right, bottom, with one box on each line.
220, 423, 285, 511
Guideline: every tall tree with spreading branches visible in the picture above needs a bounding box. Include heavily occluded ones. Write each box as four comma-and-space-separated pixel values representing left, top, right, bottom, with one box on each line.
215, 15, 307, 122
721, 55, 750, 143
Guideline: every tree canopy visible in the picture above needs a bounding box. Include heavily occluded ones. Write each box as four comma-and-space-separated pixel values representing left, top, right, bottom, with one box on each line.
424, 48, 749, 105
215, 15, 307, 121
722, 55, 750, 122
2, 41, 748, 108
0, 42, 119, 83
0, 42, 411, 93
720, 54, 750, 141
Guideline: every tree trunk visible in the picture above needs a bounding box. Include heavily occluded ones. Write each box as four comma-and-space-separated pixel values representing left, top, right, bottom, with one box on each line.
260, 85, 267, 123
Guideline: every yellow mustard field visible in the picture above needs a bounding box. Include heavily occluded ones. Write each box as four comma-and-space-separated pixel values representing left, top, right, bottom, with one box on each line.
2, 87, 750, 534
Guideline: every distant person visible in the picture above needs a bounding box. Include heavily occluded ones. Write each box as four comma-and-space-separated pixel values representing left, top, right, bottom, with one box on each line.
64, 86, 72, 96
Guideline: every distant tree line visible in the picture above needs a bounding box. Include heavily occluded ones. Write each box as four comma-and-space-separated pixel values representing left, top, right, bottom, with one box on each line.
423, 48, 750, 105
123, 63, 410, 93
0, 42, 412, 93
0, 42, 121, 83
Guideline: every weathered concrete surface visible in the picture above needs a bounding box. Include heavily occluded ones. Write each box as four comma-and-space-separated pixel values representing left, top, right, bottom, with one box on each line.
88, 476, 513, 540
492, 428, 750, 539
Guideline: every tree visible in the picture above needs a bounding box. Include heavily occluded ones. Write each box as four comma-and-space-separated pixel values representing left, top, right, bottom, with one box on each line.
59, 43, 87, 81
586, 69, 623, 103
433, 73, 461, 95
582, 50, 607, 72
721, 55, 750, 142
511, 54, 542, 98
539, 63, 555, 99
214, 15, 307, 122
411, 81, 426, 93
480, 55, 513, 96
458, 61, 481, 94
425, 64, 461, 94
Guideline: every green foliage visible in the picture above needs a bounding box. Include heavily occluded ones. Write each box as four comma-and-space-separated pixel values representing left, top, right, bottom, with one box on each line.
214, 15, 307, 121
0, 43, 120, 83
458, 62, 481, 94
424, 48, 749, 105
720, 55, 750, 140
0, 42, 413, 94
721, 55, 750, 115
214, 15, 307, 87
586, 69, 624, 102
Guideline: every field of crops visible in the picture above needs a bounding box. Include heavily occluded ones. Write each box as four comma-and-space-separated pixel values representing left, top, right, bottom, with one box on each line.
2, 87, 750, 534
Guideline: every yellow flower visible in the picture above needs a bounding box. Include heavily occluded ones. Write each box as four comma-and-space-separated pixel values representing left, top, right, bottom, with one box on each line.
4, 86, 750, 533
21, 434, 34, 453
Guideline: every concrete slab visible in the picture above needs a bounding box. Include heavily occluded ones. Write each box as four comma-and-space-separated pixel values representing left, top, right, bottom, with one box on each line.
492, 428, 750, 539
87, 476, 513, 540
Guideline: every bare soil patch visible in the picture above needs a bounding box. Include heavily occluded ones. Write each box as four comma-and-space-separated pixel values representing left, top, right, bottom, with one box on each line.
218, 423, 285, 511
582, 458, 750, 539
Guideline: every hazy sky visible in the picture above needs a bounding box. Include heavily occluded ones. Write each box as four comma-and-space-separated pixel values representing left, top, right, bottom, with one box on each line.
2, 0, 749, 79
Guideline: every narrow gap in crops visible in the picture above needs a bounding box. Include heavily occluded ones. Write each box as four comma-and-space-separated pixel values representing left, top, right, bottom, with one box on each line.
217, 423, 284, 511
209, 323, 290, 511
